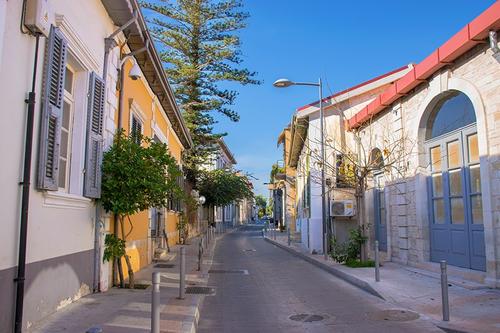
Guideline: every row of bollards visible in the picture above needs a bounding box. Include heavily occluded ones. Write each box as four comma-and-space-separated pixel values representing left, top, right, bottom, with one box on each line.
372, 241, 449, 322
152, 228, 217, 333
151, 246, 186, 333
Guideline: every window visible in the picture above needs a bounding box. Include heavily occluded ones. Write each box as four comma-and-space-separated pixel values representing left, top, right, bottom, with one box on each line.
36, 26, 105, 198
336, 154, 355, 188
427, 91, 476, 140
369, 148, 384, 170
131, 114, 143, 144
58, 65, 75, 191
167, 169, 184, 212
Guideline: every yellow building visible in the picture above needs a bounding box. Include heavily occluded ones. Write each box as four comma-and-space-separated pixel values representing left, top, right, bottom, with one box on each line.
277, 126, 297, 232
110, 17, 192, 279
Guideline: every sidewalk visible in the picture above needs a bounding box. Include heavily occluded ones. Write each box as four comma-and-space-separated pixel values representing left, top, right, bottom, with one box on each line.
265, 231, 500, 333
29, 230, 223, 333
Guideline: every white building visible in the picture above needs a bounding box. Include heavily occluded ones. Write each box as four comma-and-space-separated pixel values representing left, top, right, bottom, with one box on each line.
0, 1, 154, 331
291, 65, 411, 253
200, 138, 238, 229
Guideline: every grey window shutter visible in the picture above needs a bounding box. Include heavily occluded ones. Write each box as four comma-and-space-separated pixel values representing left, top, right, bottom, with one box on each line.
131, 115, 142, 144
83, 72, 105, 198
37, 26, 68, 190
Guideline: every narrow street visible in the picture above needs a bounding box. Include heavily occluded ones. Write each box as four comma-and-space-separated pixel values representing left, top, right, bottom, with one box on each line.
198, 225, 442, 333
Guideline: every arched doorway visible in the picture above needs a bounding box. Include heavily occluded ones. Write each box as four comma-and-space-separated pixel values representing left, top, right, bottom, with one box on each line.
425, 91, 485, 271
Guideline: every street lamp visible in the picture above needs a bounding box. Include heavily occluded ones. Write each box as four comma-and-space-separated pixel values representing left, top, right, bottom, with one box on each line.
273, 77, 328, 257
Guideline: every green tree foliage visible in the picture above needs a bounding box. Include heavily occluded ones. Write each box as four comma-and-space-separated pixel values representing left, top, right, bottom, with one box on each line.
197, 169, 253, 209
100, 130, 183, 287
254, 194, 267, 218
103, 234, 126, 263
255, 195, 266, 209
270, 163, 285, 182
141, 0, 259, 179
101, 131, 183, 216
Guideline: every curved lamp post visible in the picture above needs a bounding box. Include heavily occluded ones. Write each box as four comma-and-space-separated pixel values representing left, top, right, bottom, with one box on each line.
273, 78, 327, 257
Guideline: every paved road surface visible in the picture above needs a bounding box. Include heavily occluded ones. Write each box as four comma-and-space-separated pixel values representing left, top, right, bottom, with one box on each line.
198, 225, 442, 333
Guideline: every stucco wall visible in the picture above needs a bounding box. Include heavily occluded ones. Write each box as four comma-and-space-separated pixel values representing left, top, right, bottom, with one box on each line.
0, 1, 119, 331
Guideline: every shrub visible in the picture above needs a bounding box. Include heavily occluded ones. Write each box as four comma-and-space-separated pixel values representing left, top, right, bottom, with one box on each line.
329, 225, 368, 264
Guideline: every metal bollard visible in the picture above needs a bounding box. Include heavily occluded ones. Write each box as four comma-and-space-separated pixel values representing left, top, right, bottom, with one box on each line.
262, 228, 264, 237
375, 240, 380, 282
198, 239, 203, 271
440, 260, 450, 321
178, 247, 186, 299
151, 271, 160, 333
324, 232, 328, 260
287, 227, 291, 246
206, 227, 210, 245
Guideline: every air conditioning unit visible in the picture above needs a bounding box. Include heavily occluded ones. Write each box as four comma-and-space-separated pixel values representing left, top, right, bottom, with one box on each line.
24, 0, 51, 36
330, 200, 355, 217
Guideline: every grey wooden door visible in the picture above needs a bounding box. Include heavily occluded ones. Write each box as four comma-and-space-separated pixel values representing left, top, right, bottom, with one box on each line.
427, 125, 485, 271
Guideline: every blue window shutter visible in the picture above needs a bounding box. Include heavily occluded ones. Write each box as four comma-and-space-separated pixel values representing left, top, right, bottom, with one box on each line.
83, 72, 105, 198
37, 26, 67, 190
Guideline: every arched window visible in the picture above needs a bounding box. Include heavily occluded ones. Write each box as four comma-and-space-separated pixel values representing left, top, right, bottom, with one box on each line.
369, 148, 384, 170
426, 91, 476, 140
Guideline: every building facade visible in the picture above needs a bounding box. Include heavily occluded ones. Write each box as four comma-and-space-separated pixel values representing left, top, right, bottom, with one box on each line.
0, 1, 120, 331
0, 1, 193, 331
288, 2, 500, 286
203, 138, 238, 229
346, 2, 500, 286
277, 126, 298, 234
107, 34, 192, 282
290, 65, 411, 253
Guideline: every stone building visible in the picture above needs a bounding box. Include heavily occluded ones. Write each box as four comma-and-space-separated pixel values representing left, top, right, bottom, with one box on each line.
288, 1, 500, 287
345, 2, 500, 286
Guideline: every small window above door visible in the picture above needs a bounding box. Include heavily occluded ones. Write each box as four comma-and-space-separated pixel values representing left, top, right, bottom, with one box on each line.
427, 91, 476, 140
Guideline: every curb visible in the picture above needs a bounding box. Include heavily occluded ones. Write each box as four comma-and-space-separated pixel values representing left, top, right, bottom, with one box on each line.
264, 236, 385, 300
184, 230, 224, 333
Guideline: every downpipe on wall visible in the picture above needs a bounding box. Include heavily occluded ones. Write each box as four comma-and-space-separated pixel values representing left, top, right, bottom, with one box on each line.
14, 33, 41, 333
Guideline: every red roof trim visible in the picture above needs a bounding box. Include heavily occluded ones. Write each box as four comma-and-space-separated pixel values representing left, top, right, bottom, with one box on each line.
297, 65, 409, 111
347, 1, 500, 130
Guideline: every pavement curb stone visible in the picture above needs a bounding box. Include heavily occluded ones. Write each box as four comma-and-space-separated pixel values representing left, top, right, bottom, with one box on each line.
264, 236, 385, 300
176, 225, 239, 333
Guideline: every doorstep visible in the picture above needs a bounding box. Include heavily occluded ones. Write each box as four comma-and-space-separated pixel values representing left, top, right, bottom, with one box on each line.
410, 261, 487, 287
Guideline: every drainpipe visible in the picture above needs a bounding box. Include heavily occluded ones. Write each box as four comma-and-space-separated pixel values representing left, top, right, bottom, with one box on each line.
14, 33, 41, 333
93, 11, 139, 292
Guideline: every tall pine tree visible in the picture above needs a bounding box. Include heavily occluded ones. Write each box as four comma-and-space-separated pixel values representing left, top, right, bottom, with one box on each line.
141, 0, 259, 181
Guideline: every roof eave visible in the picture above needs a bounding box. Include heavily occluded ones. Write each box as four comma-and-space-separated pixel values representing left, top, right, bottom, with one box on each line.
101, 0, 193, 149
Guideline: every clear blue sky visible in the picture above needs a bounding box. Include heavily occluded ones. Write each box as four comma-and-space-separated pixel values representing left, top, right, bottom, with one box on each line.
212, 0, 495, 197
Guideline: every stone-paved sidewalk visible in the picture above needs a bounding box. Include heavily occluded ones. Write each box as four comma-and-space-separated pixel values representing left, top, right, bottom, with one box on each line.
265, 230, 500, 333
29, 229, 224, 333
